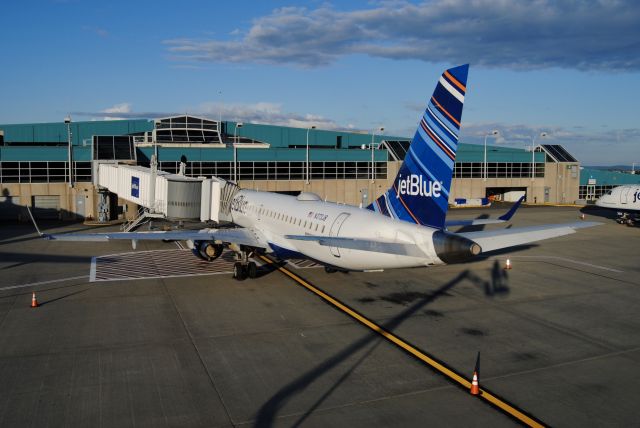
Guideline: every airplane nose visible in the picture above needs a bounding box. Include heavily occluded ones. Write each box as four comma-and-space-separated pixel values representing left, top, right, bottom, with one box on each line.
432, 230, 482, 264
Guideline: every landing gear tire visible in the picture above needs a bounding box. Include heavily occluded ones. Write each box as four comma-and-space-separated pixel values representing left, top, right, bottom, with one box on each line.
247, 261, 258, 278
233, 262, 246, 280
324, 266, 338, 274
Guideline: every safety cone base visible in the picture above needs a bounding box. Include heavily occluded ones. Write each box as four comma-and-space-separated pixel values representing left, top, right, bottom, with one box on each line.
470, 372, 480, 395
31, 292, 39, 308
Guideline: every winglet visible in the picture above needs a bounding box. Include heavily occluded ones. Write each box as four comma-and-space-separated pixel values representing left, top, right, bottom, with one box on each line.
498, 196, 525, 221
26, 206, 51, 239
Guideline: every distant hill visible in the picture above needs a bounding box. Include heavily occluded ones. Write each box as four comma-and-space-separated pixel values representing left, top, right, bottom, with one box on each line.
584, 165, 638, 173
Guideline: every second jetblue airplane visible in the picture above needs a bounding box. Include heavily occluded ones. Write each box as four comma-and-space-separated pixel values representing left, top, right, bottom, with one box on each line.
33, 65, 599, 279
595, 185, 640, 226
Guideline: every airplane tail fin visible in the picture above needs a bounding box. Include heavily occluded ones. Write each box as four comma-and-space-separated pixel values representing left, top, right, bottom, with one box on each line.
368, 64, 468, 229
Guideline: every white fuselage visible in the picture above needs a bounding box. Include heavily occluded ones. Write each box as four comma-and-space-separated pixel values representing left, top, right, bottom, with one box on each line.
229, 189, 443, 270
596, 185, 640, 212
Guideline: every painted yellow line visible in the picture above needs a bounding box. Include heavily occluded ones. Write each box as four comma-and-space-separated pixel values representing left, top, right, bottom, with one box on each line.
260, 255, 546, 428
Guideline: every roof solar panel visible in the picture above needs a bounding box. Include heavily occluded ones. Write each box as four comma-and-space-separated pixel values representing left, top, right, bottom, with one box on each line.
382, 140, 411, 160
541, 145, 578, 163
552, 145, 578, 162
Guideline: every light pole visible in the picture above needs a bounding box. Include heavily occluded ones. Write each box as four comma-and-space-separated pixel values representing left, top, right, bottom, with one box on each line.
218, 90, 223, 124
371, 127, 384, 183
64, 116, 73, 188
305, 125, 316, 184
234, 122, 243, 182
483, 130, 499, 181
529, 132, 548, 181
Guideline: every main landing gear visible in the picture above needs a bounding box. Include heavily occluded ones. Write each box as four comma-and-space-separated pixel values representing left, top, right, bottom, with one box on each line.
232, 248, 258, 280
615, 213, 637, 227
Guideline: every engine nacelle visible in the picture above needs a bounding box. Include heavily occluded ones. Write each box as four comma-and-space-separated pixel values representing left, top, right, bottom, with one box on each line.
192, 241, 224, 261
432, 231, 482, 264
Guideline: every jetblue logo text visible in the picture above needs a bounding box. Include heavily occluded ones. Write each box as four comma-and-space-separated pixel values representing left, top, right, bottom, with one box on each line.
397, 175, 442, 198
131, 176, 140, 198
634, 191, 638, 203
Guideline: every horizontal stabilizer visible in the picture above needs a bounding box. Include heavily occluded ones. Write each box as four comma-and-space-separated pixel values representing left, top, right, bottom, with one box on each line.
285, 235, 424, 257
445, 196, 525, 227
459, 221, 601, 253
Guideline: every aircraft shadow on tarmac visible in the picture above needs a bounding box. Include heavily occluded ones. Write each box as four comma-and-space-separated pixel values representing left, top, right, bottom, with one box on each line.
254, 267, 506, 427
0, 252, 92, 270
453, 213, 490, 234
579, 205, 620, 221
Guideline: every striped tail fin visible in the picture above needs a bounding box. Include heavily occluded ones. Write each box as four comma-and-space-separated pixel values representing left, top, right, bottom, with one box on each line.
367, 64, 468, 229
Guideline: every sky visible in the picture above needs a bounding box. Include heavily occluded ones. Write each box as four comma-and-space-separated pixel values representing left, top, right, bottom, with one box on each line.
1, 0, 639, 165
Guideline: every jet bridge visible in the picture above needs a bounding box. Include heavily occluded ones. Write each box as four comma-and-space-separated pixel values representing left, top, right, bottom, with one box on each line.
95, 162, 236, 225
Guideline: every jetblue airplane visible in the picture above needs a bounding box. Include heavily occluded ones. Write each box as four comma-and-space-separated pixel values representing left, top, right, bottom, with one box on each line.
30, 65, 600, 279
595, 185, 640, 226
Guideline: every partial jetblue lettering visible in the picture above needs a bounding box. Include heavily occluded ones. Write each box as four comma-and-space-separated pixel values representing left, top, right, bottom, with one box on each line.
30, 65, 601, 280
397, 175, 442, 198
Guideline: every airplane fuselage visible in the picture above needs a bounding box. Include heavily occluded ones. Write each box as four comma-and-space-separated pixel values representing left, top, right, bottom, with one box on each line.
229, 189, 444, 270
596, 185, 640, 213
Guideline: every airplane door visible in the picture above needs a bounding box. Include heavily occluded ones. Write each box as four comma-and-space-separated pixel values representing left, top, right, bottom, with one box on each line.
620, 187, 630, 204
328, 212, 350, 257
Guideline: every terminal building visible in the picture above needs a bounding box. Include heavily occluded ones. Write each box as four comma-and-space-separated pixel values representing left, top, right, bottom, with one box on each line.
0, 115, 635, 221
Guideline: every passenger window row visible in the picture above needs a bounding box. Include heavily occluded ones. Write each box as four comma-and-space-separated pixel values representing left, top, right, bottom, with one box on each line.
255, 206, 325, 233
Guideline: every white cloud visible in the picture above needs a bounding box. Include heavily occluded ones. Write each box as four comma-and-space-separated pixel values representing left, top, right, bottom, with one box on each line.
100, 103, 132, 121
163, 1, 640, 71
82, 25, 109, 38
197, 101, 356, 131
460, 122, 640, 165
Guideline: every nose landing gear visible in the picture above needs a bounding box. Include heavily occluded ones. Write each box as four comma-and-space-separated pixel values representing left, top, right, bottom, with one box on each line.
232, 248, 258, 280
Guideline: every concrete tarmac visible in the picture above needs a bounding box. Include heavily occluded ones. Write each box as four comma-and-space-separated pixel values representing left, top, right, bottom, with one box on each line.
0, 205, 638, 427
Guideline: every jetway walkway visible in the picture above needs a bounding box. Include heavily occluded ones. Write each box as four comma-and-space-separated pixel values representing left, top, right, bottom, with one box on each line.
95, 162, 238, 227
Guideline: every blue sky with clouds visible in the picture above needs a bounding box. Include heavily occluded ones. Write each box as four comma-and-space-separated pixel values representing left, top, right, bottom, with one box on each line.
1, 0, 639, 165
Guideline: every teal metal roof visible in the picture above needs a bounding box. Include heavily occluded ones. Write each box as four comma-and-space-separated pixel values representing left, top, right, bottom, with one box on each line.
580, 168, 640, 186
0, 119, 153, 145
224, 121, 391, 149
455, 143, 545, 163
0, 118, 547, 164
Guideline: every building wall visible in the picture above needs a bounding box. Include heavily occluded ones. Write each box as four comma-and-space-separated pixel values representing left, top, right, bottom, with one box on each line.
1, 182, 95, 220
543, 162, 580, 204
238, 162, 400, 206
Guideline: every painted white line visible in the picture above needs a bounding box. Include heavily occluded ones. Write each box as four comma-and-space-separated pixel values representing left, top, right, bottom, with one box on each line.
93, 271, 231, 283
493, 255, 623, 273
89, 257, 97, 282
0, 275, 89, 292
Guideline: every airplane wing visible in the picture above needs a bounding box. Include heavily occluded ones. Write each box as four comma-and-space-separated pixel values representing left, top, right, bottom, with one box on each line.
27, 205, 267, 248
284, 235, 425, 257
38, 227, 266, 247
445, 196, 525, 227
458, 221, 601, 253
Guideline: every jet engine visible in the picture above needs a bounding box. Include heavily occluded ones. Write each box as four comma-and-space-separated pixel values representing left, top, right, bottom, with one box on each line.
192, 241, 224, 261
432, 231, 482, 264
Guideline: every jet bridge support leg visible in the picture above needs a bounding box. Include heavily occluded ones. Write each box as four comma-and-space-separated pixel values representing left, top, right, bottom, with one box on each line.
97, 189, 110, 223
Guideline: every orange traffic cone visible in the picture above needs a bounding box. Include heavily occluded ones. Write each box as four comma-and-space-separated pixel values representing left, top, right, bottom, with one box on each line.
505, 259, 512, 270
31, 292, 39, 308
470, 351, 480, 395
